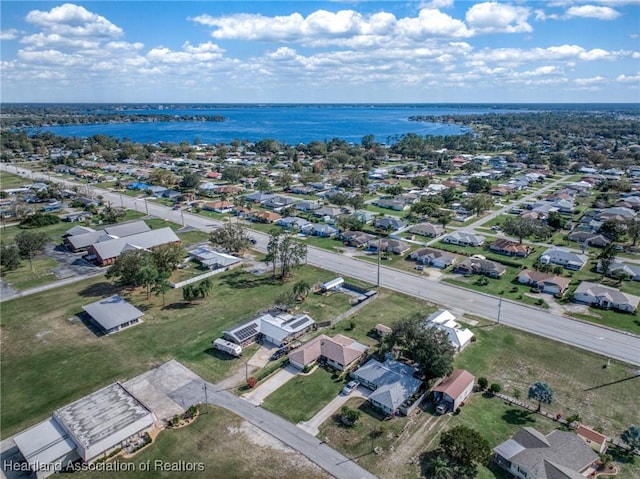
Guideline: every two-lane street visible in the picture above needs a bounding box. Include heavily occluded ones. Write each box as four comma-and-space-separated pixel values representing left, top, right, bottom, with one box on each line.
3, 164, 639, 366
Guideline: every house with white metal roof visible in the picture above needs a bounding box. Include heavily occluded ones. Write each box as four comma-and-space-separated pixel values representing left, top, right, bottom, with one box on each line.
82, 295, 144, 334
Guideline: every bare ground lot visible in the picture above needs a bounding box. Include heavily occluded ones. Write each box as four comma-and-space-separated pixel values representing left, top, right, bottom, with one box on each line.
71, 405, 331, 479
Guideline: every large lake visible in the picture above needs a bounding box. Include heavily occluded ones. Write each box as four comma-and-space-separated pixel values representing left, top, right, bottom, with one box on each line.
31, 104, 504, 145
30, 103, 636, 145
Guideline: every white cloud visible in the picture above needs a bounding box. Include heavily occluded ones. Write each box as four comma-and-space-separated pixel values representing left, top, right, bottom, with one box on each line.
147, 42, 226, 65
565, 5, 621, 20
616, 73, 640, 83
473, 44, 624, 65
25, 3, 123, 38
574, 76, 607, 85
20, 33, 99, 49
419, 0, 455, 9
396, 9, 471, 38
465, 2, 532, 33
0, 29, 20, 40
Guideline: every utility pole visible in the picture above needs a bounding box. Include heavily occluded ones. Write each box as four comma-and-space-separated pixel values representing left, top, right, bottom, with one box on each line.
497, 295, 503, 324
377, 236, 381, 290
144, 198, 149, 214
202, 383, 209, 413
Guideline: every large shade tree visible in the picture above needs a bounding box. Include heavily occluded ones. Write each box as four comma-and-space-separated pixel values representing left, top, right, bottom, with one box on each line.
528, 381, 554, 412
385, 313, 454, 383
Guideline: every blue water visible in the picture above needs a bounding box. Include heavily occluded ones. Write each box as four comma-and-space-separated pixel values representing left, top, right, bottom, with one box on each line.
30, 103, 636, 145
28, 104, 498, 145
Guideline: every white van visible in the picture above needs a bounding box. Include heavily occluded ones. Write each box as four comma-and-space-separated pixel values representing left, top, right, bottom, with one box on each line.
213, 338, 242, 357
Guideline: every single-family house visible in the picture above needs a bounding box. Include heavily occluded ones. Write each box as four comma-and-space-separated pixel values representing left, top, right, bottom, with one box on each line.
442, 231, 486, 247
202, 200, 234, 213
567, 231, 610, 247
278, 216, 312, 230
262, 195, 297, 210
374, 217, 407, 231
244, 191, 275, 204
575, 425, 608, 453
251, 211, 282, 224
350, 359, 423, 416
353, 210, 375, 224
409, 247, 458, 269
302, 223, 339, 238
374, 198, 409, 211
409, 222, 444, 238
223, 311, 315, 347
366, 238, 411, 255
295, 200, 321, 212
63, 225, 96, 238
288, 334, 368, 371
596, 259, 640, 281
340, 230, 376, 247
454, 257, 506, 277
538, 248, 588, 271
493, 427, 599, 479
431, 369, 475, 412
573, 281, 640, 312
489, 238, 531, 257
517, 270, 570, 295
313, 206, 343, 220
422, 310, 474, 352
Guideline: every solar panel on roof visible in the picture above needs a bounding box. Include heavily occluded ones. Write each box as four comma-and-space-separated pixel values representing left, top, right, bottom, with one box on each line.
288, 317, 310, 330
233, 323, 259, 341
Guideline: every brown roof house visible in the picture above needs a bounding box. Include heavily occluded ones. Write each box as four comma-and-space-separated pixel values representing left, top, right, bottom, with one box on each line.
454, 256, 506, 278
251, 210, 282, 224
575, 425, 608, 453
431, 369, 475, 413
517, 270, 570, 295
493, 427, 599, 479
489, 238, 532, 257
288, 334, 368, 371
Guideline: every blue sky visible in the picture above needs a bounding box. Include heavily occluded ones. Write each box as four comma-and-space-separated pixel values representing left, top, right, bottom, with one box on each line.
1, 1, 638, 103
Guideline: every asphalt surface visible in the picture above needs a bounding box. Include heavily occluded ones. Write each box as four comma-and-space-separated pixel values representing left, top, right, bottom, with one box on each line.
3, 165, 639, 366
169, 378, 377, 479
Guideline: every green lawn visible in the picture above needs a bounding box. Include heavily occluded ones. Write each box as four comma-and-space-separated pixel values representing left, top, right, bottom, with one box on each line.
317, 397, 409, 475
568, 310, 640, 336
74, 405, 329, 479
0, 170, 28, 190
0, 266, 354, 437
0, 256, 58, 289
454, 318, 640, 438
444, 278, 549, 309
262, 368, 345, 423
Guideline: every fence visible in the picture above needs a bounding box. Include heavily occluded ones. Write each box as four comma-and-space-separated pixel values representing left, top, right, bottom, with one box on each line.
170, 268, 227, 289
328, 291, 378, 326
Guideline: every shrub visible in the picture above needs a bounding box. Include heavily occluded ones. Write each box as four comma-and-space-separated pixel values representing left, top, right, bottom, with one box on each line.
477, 377, 488, 390
20, 212, 60, 228
247, 376, 257, 388
490, 383, 502, 394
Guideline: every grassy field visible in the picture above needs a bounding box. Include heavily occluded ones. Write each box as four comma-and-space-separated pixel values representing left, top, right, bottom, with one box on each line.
73, 405, 330, 479
0, 170, 29, 190
0, 256, 58, 290
455, 317, 639, 438
262, 368, 345, 423
0, 266, 357, 437
317, 397, 409, 475
444, 278, 549, 309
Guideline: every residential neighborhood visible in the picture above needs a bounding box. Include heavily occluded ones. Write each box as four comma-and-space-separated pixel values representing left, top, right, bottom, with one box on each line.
1, 103, 639, 479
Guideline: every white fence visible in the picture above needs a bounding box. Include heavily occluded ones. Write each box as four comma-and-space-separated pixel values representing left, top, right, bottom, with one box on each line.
170, 268, 228, 289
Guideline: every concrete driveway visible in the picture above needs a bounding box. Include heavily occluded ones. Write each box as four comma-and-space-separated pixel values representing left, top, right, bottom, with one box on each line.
298, 386, 368, 437
242, 364, 299, 406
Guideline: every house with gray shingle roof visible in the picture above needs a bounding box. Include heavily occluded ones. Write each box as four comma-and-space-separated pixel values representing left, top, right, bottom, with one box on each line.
573, 281, 640, 312
538, 248, 588, 271
350, 358, 422, 416
493, 427, 598, 479
442, 231, 485, 247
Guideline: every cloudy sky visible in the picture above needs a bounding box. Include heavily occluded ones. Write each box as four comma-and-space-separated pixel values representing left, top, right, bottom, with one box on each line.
1, 1, 638, 103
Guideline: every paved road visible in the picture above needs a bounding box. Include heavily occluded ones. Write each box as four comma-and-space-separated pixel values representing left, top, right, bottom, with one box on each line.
4, 165, 639, 366
170, 378, 377, 479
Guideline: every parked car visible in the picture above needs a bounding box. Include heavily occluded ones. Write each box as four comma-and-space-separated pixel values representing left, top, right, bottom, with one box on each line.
435, 401, 449, 414
270, 346, 289, 361
342, 380, 359, 395
415, 265, 424, 271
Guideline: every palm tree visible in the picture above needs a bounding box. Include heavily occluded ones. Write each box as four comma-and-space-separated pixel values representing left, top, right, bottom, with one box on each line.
425, 454, 453, 479
292, 280, 311, 301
